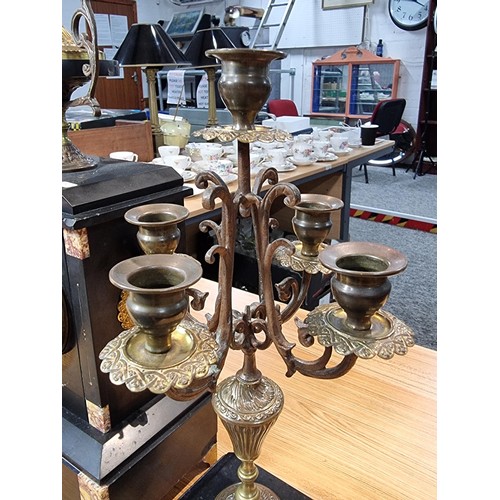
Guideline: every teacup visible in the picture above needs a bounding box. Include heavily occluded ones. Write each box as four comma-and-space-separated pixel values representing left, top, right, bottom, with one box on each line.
313, 141, 330, 159
210, 159, 233, 176
296, 134, 312, 143
200, 146, 224, 162
330, 133, 349, 151
110, 151, 138, 162
347, 128, 361, 144
184, 143, 202, 161
226, 152, 261, 169
267, 148, 287, 166
158, 145, 180, 158
292, 140, 314, 162
318, 129, 333, 141
163, 154, 191, 171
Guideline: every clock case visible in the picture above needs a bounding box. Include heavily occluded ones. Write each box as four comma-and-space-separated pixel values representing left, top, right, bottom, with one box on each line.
389, 0, 429, 31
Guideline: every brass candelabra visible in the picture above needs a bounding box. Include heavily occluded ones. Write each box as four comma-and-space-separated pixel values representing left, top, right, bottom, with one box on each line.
99, 48, 414, 500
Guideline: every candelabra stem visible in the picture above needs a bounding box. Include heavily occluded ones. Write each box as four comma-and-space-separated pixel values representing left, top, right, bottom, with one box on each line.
213, 369, 284, 500
237, 141, 252, 194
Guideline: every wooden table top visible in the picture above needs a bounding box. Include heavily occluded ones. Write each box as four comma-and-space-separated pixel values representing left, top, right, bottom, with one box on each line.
182, 140, 395, 219
168, 277, 437, 500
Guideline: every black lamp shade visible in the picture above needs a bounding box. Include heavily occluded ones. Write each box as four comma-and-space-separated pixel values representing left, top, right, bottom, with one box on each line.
184, 28, 236, 68
114, 23, 191, 67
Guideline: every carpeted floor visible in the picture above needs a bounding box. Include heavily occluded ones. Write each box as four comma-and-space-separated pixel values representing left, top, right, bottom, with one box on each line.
348, 165, 437, 350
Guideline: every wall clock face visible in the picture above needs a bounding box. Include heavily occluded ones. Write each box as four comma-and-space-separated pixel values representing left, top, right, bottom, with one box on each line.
240, 30, 251, 47
389, 0, 430, 31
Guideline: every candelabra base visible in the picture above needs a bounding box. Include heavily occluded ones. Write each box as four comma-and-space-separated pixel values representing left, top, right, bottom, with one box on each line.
179, 453, 311, 500
216, 482, 278, 500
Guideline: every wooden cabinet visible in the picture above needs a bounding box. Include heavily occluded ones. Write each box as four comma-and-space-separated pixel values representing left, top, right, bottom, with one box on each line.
310, 47, 400, 120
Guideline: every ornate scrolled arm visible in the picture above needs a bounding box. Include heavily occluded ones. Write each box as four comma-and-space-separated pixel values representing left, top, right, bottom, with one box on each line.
196, 171, 240, 367
252, 166, 279, 195
186, 287, 209, 311
276, 272, 313, 323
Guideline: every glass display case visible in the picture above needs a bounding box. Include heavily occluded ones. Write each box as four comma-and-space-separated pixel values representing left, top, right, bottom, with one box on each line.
310, 47, 400, 120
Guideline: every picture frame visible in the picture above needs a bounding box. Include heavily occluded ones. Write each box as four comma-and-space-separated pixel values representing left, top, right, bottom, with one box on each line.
322, 0, 373, 9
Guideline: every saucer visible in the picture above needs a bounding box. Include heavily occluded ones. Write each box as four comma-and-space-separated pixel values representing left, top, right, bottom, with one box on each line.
220, 173, 237, 183
151, 157, 166, 165
182, 171, 196, 182
315, 153, 338, 162
289, 156, 317, 166
262, 161, 297, 172
330, 148, 352, 157
348, 143, 362, 149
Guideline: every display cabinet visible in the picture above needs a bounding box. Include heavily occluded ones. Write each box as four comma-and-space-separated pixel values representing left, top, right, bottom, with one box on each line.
310, 47, 400, 120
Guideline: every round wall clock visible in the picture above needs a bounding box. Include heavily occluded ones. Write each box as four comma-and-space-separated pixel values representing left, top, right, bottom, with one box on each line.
240, 30, 252, 47
388, 0, 430, 31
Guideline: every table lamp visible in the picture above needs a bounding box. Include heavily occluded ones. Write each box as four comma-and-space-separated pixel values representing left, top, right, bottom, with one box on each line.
184, 27, 236, 127
113, 23, 191, 152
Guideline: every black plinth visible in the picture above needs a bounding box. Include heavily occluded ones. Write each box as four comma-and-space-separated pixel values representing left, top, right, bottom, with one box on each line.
179, 453, 312, 500
63, 393, 217, 500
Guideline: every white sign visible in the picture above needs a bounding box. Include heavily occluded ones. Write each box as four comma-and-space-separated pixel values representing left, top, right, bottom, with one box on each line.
196, 74, 209, 109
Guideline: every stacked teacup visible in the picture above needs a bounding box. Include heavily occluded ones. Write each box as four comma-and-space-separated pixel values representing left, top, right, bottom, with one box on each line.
292, 135, 315, 164
330, 132, 350, 154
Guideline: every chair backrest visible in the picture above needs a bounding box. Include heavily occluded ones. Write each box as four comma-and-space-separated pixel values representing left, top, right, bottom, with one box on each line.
370, 98, 406, 136
267, 99, 299, 117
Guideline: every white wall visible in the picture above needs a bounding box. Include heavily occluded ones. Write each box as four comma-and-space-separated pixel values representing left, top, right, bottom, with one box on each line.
62, 0, 427, 130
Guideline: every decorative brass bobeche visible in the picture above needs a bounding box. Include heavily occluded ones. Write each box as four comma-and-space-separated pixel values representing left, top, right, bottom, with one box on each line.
100, 48, 415, 499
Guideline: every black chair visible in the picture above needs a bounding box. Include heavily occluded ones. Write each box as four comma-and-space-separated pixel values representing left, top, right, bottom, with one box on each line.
360, 98, 415, 183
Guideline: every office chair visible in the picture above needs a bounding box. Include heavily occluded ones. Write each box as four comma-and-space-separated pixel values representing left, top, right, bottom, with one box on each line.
267, 99, 299, 117
360, 98, 414, 183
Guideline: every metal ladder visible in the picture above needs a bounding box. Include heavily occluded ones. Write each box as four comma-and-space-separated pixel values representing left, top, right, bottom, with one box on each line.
250, 0, 296, 50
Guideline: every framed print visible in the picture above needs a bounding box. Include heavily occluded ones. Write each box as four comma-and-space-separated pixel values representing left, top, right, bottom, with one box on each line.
322, 0, 373, 9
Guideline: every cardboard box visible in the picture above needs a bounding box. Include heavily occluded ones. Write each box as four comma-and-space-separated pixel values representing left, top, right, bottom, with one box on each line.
262, 116, 311, 133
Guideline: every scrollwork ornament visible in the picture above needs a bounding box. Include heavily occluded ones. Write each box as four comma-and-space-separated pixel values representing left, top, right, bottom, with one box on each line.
70, 0, 101, 115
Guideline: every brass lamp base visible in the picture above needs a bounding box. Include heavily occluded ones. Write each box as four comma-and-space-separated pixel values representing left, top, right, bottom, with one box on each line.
62, 138, 98, 172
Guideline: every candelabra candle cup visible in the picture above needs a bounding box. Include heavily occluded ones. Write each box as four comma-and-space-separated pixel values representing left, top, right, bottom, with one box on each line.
287, 194, 344, 258
206, 48, 286, 130
124, 203, 189, 255
109, 254, 203, 355
319, 242, 408, 332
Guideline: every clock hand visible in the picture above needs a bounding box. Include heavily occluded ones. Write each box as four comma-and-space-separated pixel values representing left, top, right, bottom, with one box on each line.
408, 0, 427, 7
